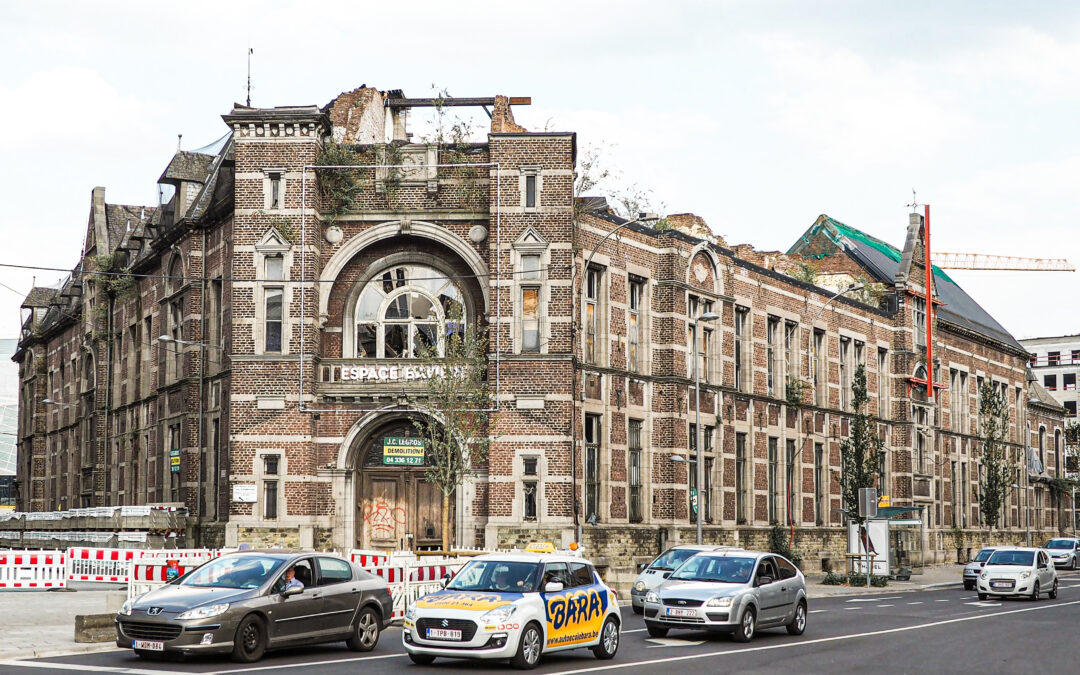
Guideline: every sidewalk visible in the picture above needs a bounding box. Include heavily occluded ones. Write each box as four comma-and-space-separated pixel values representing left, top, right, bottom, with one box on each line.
805, 563, 962, 598
0, 584, 125, 660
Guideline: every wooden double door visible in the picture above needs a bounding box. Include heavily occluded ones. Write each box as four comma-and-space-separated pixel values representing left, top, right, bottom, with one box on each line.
358, 471, 448, 550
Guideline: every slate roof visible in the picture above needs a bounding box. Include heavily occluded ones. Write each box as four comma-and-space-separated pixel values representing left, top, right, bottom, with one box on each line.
158, 151, 215, 184
21, 287, 58, 308
788, 215, 1026, 353
1028, 376, 1064, 410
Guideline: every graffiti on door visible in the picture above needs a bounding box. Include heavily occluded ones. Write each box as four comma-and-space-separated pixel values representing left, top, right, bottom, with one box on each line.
363, 500, 408, 538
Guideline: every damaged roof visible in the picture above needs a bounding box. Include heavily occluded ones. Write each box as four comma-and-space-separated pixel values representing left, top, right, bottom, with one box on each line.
788, 214, 1026, 353
22, 287, 58, 308
158, 150, 215, 184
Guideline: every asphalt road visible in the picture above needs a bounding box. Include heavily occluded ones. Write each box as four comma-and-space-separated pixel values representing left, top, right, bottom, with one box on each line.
4, 572, 1080, 675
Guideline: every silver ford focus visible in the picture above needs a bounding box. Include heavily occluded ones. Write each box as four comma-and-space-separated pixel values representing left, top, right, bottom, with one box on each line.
115, 551, 393, 662
642, 550, 807, 643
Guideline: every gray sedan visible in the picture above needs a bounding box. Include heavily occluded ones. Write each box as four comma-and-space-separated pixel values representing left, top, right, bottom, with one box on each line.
115, 551, 393, 662
643, 550, 807, 643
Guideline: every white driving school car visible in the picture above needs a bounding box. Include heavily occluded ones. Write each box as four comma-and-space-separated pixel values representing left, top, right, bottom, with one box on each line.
403, 546, 621, 669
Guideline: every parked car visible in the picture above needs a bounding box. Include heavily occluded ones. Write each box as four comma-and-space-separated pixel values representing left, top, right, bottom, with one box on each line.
962, 547, 997, 590
115, 551, 392, 662
1044, 538, 1080, 570
630, 545, 743, 614
403, 549, 621, 669
976, 547, 1058, 601
643, 550, 806, 643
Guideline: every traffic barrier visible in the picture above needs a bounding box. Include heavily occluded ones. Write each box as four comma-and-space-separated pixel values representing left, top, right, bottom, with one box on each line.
368, 560, 466, 620
0, 551, 66, 589
127, 555, 217, 600
67, 547, 138, 583
349, 550, 389, 568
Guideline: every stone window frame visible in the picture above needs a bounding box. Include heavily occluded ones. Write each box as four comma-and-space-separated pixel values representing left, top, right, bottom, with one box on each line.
520, 453, 542, 522
255, 449, 288, 521
584, 261, 609, 367
254, 230, 292, 356
263, 168, 286, 212
519, 166, 542, 211
513, 228, 549, 354
626, 273, 649, 375
627, 418, 645, 524
688, 294, 716, 383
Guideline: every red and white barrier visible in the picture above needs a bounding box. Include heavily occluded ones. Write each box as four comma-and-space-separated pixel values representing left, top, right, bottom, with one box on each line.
67, 548, 137, 582
0, 551, 66, 589
349, 550, 389, 568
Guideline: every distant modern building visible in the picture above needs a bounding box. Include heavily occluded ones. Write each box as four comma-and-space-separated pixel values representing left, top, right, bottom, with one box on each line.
1021, 335, 1080, 420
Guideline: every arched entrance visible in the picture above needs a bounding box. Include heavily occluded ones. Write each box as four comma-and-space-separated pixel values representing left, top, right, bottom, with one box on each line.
352, 418, 450, 551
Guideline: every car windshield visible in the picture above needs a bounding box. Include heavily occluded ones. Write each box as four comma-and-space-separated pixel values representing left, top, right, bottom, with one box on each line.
182, 556, 285, 589
986, 550, 1035, 567
446, 560, 540, 593
649, 548, 701, 571
669, 556, 756, 583
974, 549, 995, 562
1046, 540, 1074, 549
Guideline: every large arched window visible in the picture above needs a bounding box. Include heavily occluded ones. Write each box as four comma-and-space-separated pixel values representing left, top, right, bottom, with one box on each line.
355, 264, 466, 358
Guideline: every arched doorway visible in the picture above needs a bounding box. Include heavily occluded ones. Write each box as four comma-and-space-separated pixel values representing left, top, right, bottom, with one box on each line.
353, 419, 450, 551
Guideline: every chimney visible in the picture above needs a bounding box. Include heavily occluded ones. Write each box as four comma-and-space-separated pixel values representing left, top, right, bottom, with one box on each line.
895, 211, 923, 286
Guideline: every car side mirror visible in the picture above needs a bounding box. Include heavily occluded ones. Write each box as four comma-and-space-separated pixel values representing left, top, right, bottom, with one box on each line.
757, 576, 774, 587
282, 585, 303, 597
441, 572, 452, 588
544, 581, 564, 593
637, 563, 647, 573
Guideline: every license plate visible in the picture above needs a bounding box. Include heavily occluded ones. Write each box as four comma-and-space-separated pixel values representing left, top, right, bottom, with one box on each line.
132, 640, 164, 651
426, 628, 462, 640
990, 582, 1013, 589
666, 608, 697, 617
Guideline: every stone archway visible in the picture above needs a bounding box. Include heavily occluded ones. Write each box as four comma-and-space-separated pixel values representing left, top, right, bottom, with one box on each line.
341, 413, 451, 551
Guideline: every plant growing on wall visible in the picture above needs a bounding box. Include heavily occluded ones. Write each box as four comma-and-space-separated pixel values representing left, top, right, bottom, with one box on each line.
88, 253, 137, 341
315, 142, 364, 223
411, 309, 492, 552
977, 379, 1012, 530
840, 364, 885, 524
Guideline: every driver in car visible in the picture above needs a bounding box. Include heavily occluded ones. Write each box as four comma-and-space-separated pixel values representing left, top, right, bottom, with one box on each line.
491, 567, 517, 591
283, 566, 305, 591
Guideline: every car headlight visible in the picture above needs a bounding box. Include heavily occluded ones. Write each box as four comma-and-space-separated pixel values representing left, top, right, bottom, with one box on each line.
175, 603, 230, 620
478, 605, 517, 624
405, 603, 418, 621
634, 581, 646, 592
705, 596, 733, 608
645, 591, 659, 603
118, 600, 133, 616
1021, 570, 1032, 579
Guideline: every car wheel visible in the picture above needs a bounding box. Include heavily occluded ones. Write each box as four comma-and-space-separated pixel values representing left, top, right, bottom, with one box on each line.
346, 606, 380, 652
978, 592, 988, 601
591, 616, 620, 660
1030, 581, 1040, 601
408, 653, 436, 665
645, 622, 668, 638
787, 600, 807, 636
732, 606, 756, 643
1049, 579, 1059, 600
230, 614, 267, 663
510, 622, 543, 670
632, 604, 644, 615
963, 581, 974, 591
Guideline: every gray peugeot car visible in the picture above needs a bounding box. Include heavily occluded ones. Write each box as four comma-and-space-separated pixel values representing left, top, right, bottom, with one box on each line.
643, 549, 806, 643
115, 551, 393, 662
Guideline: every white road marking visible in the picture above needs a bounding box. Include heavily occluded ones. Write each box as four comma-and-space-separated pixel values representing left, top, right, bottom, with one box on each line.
844, 607, 862, 610
0, 663, 172, 674
907, 601, 924, 605
212, 653, 404, 673
846, 596, 902, 602
809, 609, 827, 614
877, 604, 894, 607
623, 628, 648, 633
935, 599, 950, 602
646, 638, 706, 648
548, 600, 1080, 674
967, 601, 1001, 607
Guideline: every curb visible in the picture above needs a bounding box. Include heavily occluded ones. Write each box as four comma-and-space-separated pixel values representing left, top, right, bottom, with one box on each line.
1, 643, 121, 661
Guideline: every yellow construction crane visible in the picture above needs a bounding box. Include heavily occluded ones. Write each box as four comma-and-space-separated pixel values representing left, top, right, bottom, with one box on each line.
931, 253, 1075, 272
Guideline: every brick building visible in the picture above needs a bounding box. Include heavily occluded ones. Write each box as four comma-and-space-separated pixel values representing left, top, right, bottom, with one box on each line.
14, 82, 1070, 571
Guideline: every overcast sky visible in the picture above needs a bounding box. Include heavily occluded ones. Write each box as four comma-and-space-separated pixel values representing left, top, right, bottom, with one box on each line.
2, 0, 1078, 343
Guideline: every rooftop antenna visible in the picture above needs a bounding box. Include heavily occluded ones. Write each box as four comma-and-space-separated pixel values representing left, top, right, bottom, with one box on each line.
177, 134, 182, 150
246, 47, 253, 107
906, 188, 920, 213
